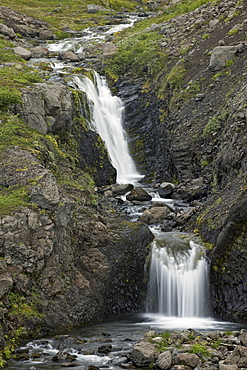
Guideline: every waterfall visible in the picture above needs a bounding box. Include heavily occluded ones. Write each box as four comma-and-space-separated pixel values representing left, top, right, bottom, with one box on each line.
147, 237, 210, 318
71, 72, 143, 184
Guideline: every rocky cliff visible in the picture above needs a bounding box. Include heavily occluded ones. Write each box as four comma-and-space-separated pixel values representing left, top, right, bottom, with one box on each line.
103, 0, 247, 322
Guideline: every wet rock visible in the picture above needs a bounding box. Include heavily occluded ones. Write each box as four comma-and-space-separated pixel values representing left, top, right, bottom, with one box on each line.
52, 350, 77, 363
13, 46, 32, 60
158, 182, 175, 198
59, 50, 80, 62
139, 205, 170, 224
97, 344, 112, 354
111, 183, 134, 196
126, 188, 152, 202
32, 46, 49, 58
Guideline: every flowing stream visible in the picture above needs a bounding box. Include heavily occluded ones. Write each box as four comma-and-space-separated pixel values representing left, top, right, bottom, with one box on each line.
5, 13, 244, 370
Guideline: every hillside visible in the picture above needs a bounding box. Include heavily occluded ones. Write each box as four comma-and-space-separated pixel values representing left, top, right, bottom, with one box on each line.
0, 0, 246, 366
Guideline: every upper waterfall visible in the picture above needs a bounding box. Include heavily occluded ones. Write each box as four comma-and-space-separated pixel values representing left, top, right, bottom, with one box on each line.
72, 72, 143, 184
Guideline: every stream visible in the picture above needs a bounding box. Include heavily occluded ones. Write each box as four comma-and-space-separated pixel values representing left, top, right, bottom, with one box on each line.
5, 12, 246, 370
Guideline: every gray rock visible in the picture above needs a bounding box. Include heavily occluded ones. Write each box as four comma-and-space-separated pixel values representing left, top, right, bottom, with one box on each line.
224, 345, 247, 367
111, 183, 134, 195
175, 352, 199, 368
102, 42, 117, 56
139, 206, 170, 224
209, 44, 245, 71
16, 82, 73, 134
59, 50, 80, 62
87, 4, 107, 13
131, 342, 158, 366
30, 173, 61, 211
219, 364, 238, 370
0, 23, 16, 38
239, 329, 247, 346
32, 46, 49, 58
126, 188, 152, 202
156, 351, 172, 370
13, 46, 32, 60
0, 274, 13, 298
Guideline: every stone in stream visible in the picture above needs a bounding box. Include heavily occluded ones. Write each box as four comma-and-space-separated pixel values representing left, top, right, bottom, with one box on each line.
126, 188, 152, 202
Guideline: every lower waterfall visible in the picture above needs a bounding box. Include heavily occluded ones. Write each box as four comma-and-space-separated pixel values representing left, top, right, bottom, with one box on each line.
146, 235, 210, 318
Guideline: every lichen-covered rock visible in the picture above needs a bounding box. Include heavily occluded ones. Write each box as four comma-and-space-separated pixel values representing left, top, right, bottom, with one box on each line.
15, 82, 73, 134
131, 342, 158, 366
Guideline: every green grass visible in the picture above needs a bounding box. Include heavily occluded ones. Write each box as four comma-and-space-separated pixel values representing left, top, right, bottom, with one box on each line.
0, 186, 29, 217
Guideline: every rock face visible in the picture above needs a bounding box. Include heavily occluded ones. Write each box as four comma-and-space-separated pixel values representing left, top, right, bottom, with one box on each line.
15, 82, 73, 135
0, 76, 152, 349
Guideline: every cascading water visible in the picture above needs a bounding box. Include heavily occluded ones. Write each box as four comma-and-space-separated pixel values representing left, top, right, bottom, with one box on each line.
146, 236, 210, 318
71, 72, 143, 184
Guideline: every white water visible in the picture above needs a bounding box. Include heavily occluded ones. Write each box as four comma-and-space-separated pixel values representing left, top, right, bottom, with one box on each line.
72, 72, 143, 184
147, 237, 210, 319
48, 17, 137, 54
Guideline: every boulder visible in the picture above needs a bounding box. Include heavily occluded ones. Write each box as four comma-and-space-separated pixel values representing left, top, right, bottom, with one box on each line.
239, 330, 247, 346
87, 4, 107, 13
0, 274, 13, 298
158, 182, 175, 198
59, 50, 80, 62
174, 353, 199, 368
156, 351, 173, 370
139, 205, 170, 224
102, 42, 117, 57
0, 23, 16, 38
209, 44, 245, 71
30, 173, 61, 211
32, 46, 49, 58
126, 188, 152, 202
111, 183, 134, 195
131, 342, 158, 366
13, 46, 32, 60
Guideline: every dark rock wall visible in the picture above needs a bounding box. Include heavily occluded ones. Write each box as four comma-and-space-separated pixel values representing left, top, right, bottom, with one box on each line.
114, 78, 174, 182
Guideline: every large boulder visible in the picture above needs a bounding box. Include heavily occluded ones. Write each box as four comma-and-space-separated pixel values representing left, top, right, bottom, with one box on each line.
131, 342, 159, 367
139, 205, 170, 224
156, 351, 173, 370
0, 23, 16, 38
209, 44, 245, 71
126, 188, 152, 202
13, 46, 32, 60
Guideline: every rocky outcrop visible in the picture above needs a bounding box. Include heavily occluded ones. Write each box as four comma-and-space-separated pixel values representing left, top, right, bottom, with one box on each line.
0, 6, 54, 39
